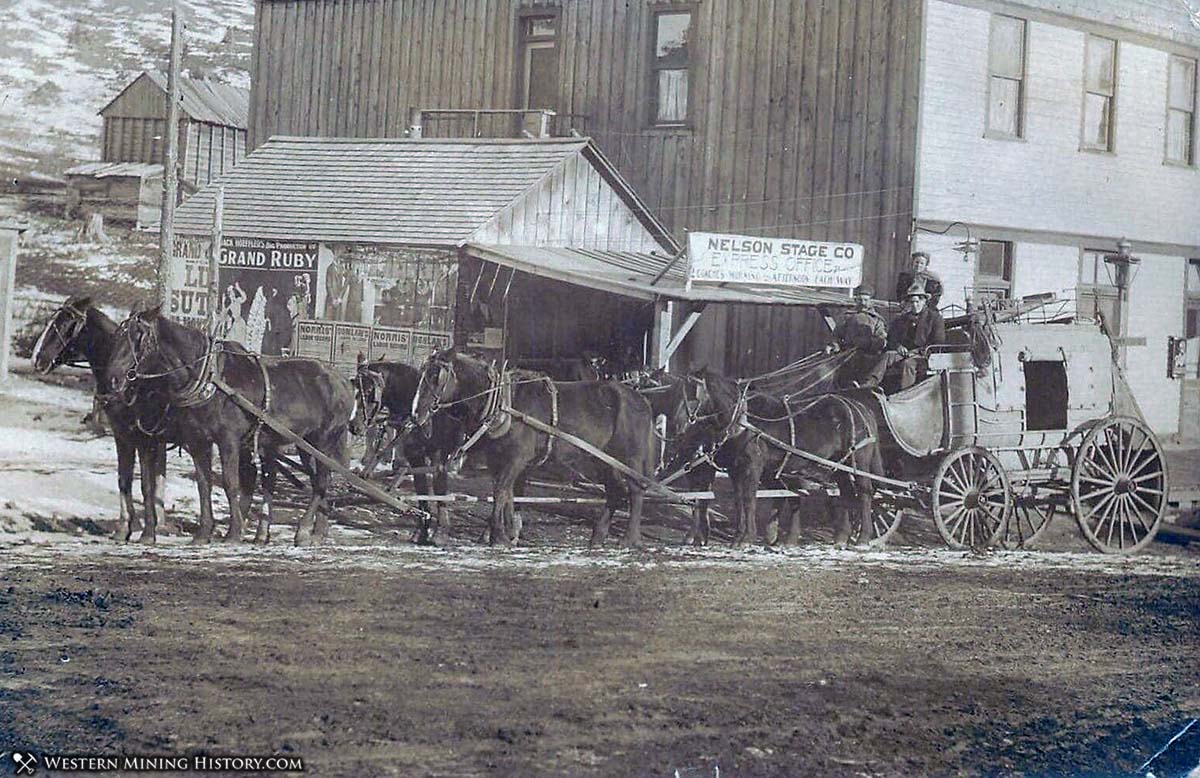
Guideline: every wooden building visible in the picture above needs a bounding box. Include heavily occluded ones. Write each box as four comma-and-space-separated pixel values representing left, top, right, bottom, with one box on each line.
246, 0, 923, 376
100, 70, 249, 187
65, 71, 250, 226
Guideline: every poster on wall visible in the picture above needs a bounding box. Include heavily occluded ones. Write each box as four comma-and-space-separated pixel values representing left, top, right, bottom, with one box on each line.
167, 236, 212, 329
369, 327, 411, 363
321, 244, 371, 323
293, 320, 334, 361
410, 330, 453, 365
331, 322, 373, 375
216, 237, 319, 355
322, 244, 457, 331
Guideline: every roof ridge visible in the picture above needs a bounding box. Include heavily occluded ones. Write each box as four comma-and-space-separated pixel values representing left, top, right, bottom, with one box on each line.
264, 135, 591, 145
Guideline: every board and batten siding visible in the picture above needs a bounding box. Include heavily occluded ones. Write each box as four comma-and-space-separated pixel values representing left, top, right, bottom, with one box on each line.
249, 0, 922, 376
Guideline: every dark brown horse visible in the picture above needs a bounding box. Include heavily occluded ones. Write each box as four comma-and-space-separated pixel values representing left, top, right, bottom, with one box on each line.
694, 368, 883, 547
412, 350, 657, 547
30, 297, 163, 540
351, 359, 465, 544
106, 307, 354, 546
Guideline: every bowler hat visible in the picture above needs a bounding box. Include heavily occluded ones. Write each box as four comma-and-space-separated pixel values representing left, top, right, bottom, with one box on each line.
905, 282, 929, 298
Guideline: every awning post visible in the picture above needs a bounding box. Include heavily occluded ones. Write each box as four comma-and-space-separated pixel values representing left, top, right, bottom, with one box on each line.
650, 299, 673, 370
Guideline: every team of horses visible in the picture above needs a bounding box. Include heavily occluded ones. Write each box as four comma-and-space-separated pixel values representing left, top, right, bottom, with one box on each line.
31, 297, 887, 550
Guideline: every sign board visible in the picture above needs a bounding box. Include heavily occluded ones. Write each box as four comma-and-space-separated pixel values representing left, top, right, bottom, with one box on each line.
216, 237, 319, 355
687, 231, 863, 288
370, 326, 412, 363
331, 322, 373, 375
294, 320, 449, 374
293, 320, 334, 361
167, 236, 212, 328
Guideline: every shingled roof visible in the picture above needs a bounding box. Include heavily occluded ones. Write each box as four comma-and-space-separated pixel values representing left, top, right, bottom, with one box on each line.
100, 71, 249, 128
173, 136, 678, 250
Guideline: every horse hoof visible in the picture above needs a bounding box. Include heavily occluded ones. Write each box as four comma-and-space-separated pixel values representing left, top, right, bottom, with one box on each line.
219, 531, 242, 544
190, 533, 212, 546
138, 532, 157, 546
620, 536, 642, 549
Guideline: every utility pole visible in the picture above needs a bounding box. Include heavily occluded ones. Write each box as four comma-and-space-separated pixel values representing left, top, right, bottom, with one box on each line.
157, 0, 183, 310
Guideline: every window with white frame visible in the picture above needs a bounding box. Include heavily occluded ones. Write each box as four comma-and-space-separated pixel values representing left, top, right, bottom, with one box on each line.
1083, 35, 1117, 151
1167, 55, 1196, 165
1078, 248, 1120, 334
650, 8, 692, 125
976, 240, 1014, 299
987, 15, 1026, 138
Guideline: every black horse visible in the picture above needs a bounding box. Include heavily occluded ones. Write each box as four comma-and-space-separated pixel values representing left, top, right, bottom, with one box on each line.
412, 350, 657, 547
351, 359, 465, 544
30, 297, 165, 540
693, 368, 883, 547
106, 307, 355, 546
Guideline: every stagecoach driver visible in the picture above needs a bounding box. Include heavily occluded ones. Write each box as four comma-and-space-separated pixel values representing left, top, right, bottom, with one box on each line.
827, 283, 888, 387
862, 282, 946, 390
895, 251, 943, 309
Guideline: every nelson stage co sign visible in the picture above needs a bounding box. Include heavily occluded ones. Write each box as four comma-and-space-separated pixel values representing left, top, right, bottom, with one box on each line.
687, 231, 863, 288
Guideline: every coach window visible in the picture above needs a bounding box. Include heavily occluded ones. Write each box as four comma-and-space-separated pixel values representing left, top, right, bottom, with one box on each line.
1082, 35, 1117, 152
987, 15, 1026, 139
1167, 55, 1196, 166
650, 8, 692, 126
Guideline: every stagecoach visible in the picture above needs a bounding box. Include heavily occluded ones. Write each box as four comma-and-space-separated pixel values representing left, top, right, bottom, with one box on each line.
863, 306, 1168, 554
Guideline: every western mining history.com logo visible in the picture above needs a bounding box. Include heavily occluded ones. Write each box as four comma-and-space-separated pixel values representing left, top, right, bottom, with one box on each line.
6, 752, 305, 774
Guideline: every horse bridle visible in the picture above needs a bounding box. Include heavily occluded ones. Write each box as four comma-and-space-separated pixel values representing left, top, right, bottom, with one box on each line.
353, 368, 388, 430
412, 355, 457, 426
35, 303, 89, 372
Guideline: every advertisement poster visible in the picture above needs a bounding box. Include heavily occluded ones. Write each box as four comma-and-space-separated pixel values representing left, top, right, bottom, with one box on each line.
293, 320, 334, 361
216, 237, 319, 355
687, 231, 863, 288
331, 323, 373, 375
411, 330, 453, 366
167, 236, 212, 329
369, 327, 412, 363
321, 244, 370, 323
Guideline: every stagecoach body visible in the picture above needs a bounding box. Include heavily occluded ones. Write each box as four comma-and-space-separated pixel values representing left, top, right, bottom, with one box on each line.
872, 316, 1169, 554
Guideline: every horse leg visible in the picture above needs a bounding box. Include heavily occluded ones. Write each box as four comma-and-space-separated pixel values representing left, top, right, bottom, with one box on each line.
216, 440, 246, 543
135, 440, 160, 544
509, 476, 527, 545
238, 445, 257, 522
764, 499, 784, 547
255, 449, 276, 545
831, 477, 853, 547
621, 483, 646, 549
489, 466, 519, 547
734, 459, 762, 548
589, 475, 619, 549
113, 434, 137, 542
854, 473, 874, 548
152, 442, 173, 533
413, 467, 433, 544
429, 461, 450, 546
189, 444, 216, 544
310, 460, 332, 543
784, 498, 805, 546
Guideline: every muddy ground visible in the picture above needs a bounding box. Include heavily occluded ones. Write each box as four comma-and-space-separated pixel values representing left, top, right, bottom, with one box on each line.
1, 525, 1199, 777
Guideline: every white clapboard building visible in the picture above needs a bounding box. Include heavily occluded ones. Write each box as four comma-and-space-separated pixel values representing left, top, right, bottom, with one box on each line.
912, 0, 1200, 440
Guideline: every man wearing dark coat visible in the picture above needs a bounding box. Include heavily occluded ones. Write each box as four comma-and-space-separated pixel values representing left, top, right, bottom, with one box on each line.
863, 282, 946, 390
829, 284, 888, 387
895, 251, 943, 310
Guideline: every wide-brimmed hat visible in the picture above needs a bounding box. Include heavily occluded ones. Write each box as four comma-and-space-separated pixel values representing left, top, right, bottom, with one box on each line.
904, 282, 929, 299
853, 284, 874, 296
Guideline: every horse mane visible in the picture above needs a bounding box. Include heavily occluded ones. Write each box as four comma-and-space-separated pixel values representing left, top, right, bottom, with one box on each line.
695, 367, 742, 421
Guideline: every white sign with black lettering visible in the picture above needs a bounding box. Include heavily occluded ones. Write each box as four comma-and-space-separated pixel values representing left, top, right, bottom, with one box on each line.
687, 231, 863, 288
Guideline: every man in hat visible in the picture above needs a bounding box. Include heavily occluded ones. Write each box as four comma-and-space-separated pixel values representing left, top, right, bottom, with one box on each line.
863, 281, 946, 390
895, 251, 943, 309
828, 284, 888, 387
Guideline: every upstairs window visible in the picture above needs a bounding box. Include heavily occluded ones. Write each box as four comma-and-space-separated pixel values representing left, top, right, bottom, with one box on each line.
519, 12, 559, 113
1083, 35, 1117, 151
987, 15, 1026, 138
1167, 55, 1196, 165
650, 9, 692, 125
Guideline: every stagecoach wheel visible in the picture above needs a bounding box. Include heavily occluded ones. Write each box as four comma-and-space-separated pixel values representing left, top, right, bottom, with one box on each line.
931, 447, 1011, 550
849, 499, 905, 547
1071, 416, 1167, 554
1002, 489, 1058, 549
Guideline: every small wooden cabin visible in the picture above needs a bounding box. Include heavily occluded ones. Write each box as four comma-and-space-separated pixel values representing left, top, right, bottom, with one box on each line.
65, 71, 249, 226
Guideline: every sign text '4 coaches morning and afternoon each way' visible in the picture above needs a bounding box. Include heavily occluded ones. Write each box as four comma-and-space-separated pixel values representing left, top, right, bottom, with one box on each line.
687, 231, 864, 288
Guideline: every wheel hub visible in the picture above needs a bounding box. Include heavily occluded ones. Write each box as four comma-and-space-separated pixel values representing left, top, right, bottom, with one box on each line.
1115, 477, 1132, 495
964, 490, 981, 509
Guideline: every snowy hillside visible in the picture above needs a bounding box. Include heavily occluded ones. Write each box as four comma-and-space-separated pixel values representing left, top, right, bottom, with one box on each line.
0, 0, 254, 183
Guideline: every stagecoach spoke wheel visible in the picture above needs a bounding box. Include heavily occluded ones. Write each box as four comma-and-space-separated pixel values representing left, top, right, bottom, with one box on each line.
1002, 489, 1058, 549
1071, 416, 1167, 554
931, 447, 1011, 550
849, 497, 905, 547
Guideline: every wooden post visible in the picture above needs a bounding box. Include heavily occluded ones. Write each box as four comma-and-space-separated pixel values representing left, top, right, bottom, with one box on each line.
157, 0, 183, 310
650, 299, 674, 370
408, 107, 423, 138
0, 226, 22, 383
208, 186, 223, 334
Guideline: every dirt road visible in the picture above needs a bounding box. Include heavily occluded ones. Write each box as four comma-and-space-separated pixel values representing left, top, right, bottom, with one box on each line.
2, 537, 1198, 777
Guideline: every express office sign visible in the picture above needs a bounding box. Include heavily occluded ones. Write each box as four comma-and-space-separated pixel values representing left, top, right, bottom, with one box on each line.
687, 231, 863, 288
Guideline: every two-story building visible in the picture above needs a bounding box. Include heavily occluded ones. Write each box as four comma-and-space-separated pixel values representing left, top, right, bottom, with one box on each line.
912, 0, 1200, 438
